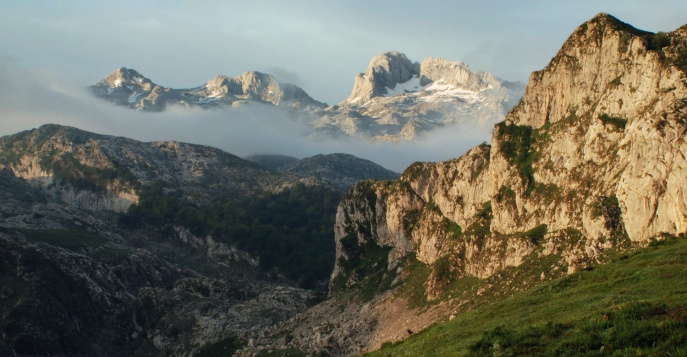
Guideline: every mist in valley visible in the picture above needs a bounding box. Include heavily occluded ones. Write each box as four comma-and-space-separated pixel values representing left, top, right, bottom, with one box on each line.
0, 61, 490, 173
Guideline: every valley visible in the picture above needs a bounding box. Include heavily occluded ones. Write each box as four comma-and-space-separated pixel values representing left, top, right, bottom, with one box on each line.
1, 11, 687, 357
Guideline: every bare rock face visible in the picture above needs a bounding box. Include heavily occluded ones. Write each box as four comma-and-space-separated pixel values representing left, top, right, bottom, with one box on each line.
90, 68, 326, 111
495, 13, 687, 241
331, 12, 687, 284
89, 54, 524, 143
314, 53, 525, 142
247, 14, 687, 356
343, 51, 421, 105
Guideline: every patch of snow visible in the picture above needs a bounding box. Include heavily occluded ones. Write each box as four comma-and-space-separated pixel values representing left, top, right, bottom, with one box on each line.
134, 76, 143, 83
349, 96, 362, 104
113, 79, 123, 87
381, 76, 484, 104
197, 95, 221, 104
384, 76, 423, 97
420, 80, 482, 103
207, 91, 224, 99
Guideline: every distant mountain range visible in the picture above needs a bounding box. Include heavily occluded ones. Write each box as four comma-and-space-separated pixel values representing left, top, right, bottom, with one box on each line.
90, 52, 525, 142
91, 68, 326, 111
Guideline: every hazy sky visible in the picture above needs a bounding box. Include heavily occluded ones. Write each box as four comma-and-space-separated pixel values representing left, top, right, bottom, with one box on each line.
0, 1, 685, 171
1, 1, 685, 104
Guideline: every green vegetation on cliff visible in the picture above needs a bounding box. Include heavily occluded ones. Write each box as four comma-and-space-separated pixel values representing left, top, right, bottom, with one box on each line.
495, 123, 536, 194
365, 237, 687, 356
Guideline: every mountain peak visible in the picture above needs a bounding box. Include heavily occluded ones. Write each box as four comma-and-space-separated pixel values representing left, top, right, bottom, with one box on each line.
509, 13, 686, 129
589, 12, 618, 23
341, 52, 521, 108
203, 71, 325, 107
342, 51, 420, 105
100, 67, 155, 88
418, 57, 503, 92
559, 12, 651, 53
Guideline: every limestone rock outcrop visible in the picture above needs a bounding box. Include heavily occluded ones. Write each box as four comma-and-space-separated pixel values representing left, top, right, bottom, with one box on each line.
343, 51, 421, 105
244, 14, 687, 357
332, 13, 687, 289
314, 53, 524, 141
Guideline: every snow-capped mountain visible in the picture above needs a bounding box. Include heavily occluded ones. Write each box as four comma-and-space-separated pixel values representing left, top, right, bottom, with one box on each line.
310, 52, 525, 141
89, 53, 524, 142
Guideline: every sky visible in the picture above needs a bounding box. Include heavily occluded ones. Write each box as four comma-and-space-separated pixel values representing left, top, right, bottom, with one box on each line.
0, 1, 686, 171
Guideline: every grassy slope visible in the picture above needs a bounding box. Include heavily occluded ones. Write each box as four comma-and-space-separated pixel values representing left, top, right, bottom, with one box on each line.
365, 238, 687, 356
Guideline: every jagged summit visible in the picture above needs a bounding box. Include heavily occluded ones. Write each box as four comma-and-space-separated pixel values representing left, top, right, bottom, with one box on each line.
342, 52, 521, 107
314, 51, 524, 141
510, 11, 687, 129
97, 67, 156, 89
90, 68, 326, 111
588, 12, 646, 30
343, 51, 421, 104
88, 54, 524, 142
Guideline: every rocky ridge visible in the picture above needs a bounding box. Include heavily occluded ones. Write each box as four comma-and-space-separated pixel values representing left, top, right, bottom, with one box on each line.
310, 51, 525, 141
248, 153, 400, 191
0, 124, 310, 209
245, 154, 301, 171
90, 67, 326, 111
240, 13, 687, 356
90, 53, 524, 142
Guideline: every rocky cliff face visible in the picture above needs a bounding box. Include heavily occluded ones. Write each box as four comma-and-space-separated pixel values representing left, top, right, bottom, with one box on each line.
343, 51, 421, 104
90, 67, 326, 111
313, 52, 525, 141
242, 14, 687, 356
332, 12, 687, 286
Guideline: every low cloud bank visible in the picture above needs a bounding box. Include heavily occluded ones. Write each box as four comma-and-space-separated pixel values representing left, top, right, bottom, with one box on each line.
0, 63, 491, 173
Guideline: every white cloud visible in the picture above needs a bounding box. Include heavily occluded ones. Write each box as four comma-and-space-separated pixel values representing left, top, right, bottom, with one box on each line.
0, 62, 488, 172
